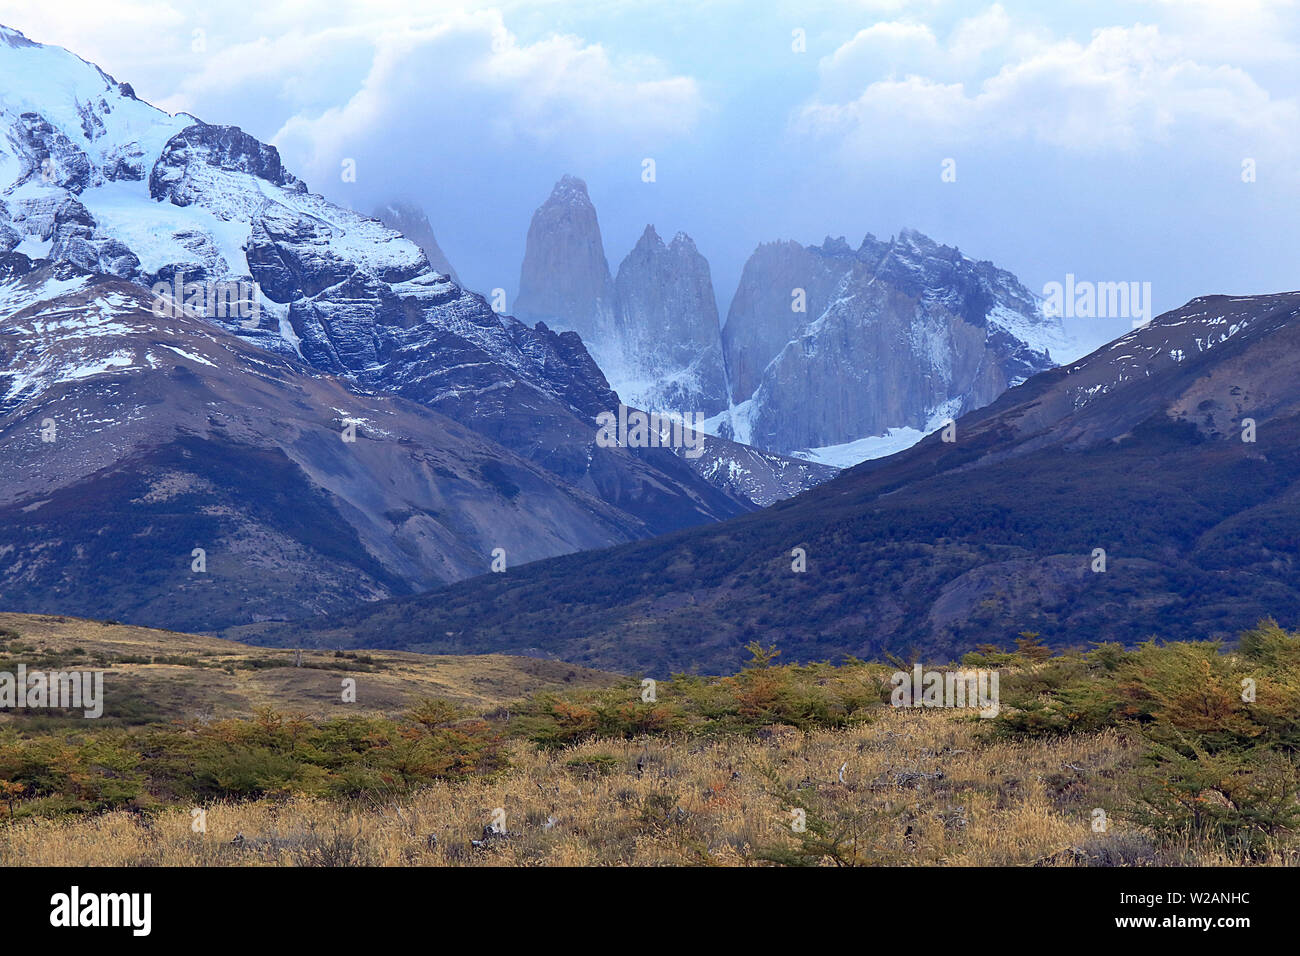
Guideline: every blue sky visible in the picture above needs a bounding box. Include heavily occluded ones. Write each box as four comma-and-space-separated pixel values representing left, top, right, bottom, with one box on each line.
4, 0, 1297, 352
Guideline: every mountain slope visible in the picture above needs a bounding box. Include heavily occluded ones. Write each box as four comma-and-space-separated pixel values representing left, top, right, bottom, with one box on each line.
676, 428, 837, 508
248, 292, 1300, 671
0, 269, 657, 630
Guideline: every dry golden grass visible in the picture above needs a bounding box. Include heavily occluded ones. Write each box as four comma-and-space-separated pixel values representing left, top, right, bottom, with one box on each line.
0, 612, 619, 720
5, 707, 1287, 867
3, 613, 1295, 866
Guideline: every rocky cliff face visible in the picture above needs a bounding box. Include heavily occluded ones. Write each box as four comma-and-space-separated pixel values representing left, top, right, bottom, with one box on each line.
515, 179, 730, 416
721, 239, 853, 406
516, 176, 1061, 467
610, 225, 728, 416
511, 177, 832, 499
514, 175, 617, 346
372, 201, 459, 285
720, 230, 1066, 457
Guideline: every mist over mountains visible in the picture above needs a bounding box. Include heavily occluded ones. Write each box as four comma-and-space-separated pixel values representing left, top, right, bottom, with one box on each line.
512, 174, 1066, 466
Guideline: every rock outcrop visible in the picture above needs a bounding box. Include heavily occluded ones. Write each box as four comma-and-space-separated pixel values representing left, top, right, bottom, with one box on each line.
610, 225, 728, 416
514, 175, 617, 346
515, 178, 730, 416
720, 230, 1066, 456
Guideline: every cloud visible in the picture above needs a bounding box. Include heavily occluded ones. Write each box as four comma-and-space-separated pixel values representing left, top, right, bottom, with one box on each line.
0, 2, 703, 153
815, 20, 939, 99
263, 10, 702, 189
1135, 0, 1298, 64
798, 13, 1300, 157
1, 0, 1295, 312
816, 4, 1048, 94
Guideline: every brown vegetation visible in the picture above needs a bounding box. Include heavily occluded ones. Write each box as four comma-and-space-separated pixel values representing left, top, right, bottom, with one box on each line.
0, 615, 1296, 866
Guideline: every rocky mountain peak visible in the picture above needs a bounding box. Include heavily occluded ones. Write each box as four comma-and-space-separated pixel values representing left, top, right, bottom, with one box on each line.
668, 231, 696, 252
149, 122, 306, 202
610, 222, 728, 416
635, 223, 662, 247
549, 173, 592, 205
514, 175, 616, 345
720, 228, 1066, 460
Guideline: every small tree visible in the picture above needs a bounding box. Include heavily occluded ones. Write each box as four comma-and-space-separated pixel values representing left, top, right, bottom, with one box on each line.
1014, 631, 1052, 662
744, 641, 781, 669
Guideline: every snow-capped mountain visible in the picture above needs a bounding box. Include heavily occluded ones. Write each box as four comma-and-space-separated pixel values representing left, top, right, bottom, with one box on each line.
966, 291, 1300, 449
0, 24, 787, 531
718, 230, 1067, 461
676, 433, 835, 507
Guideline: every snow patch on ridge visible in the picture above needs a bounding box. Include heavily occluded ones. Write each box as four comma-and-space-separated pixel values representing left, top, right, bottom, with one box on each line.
790, 399, 965, 469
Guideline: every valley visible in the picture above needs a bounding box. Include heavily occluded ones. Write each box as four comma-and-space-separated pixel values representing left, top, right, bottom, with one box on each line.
0, 10, 1295, 884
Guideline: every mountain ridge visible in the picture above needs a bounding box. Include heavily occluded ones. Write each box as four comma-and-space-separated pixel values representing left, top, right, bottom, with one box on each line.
0, 271, 664, 629
241, 290, 1300, 671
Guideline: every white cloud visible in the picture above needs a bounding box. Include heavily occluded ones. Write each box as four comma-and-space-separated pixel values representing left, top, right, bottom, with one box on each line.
799, 14, 1300, 157
0, 2, 702, 153
817, 4, 1048, 94
1134, 0, 1298, 64
816, 20, 939, 99
267, 9, 702, 190
948, 4, 1010, 57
